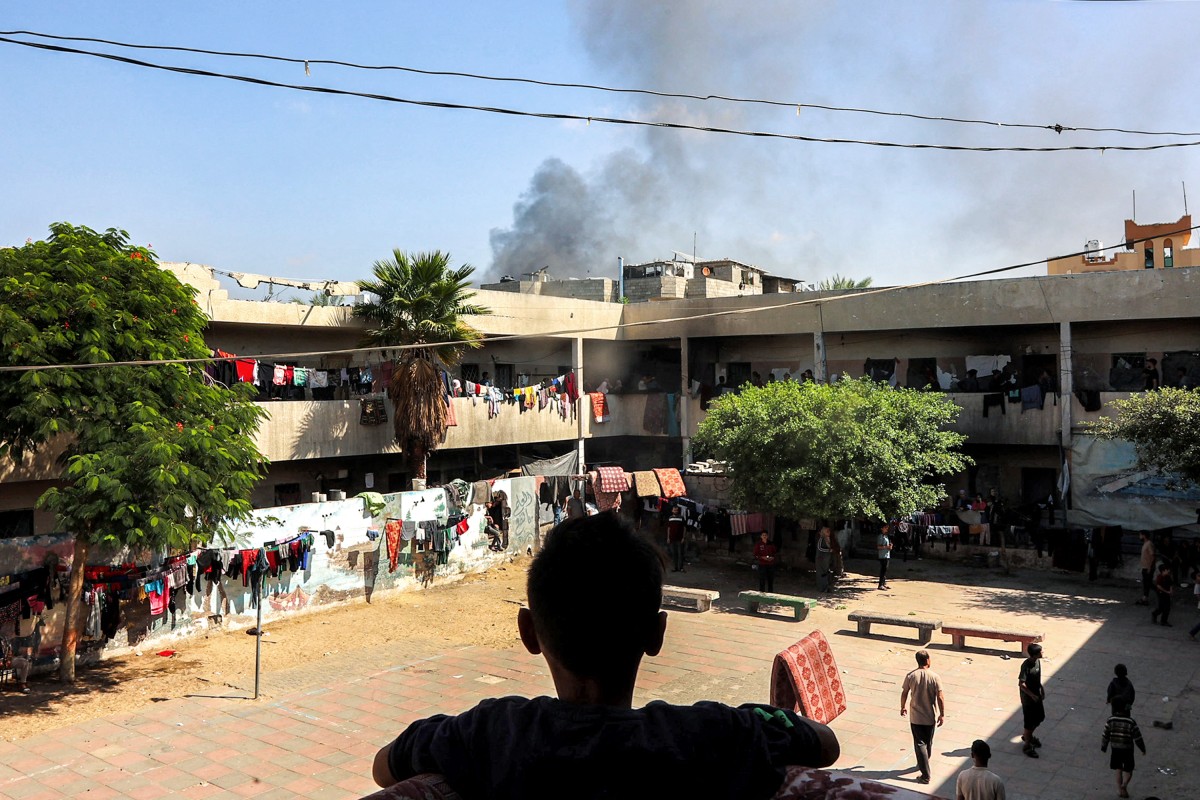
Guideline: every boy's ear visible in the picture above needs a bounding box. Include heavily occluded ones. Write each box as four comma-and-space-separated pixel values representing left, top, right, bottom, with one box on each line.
644, 610, 668, 657
518, 606, 541, 655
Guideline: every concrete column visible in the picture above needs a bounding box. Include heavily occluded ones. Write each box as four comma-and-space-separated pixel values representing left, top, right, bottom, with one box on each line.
679, 336, 691, 466
573, 337, 586, 470
813, 331, 827, 382
1059, 321, 1073, 448
1059, 321, 1073, 525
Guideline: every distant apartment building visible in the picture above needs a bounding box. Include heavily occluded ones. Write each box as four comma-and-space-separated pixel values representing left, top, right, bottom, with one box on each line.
1047, 214, 1199, 274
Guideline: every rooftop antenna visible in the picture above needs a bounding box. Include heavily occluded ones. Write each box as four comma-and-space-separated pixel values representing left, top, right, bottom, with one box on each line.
1132, 189, 1136, 222
693, 232, 697, 265
1184, 181, 1189, 216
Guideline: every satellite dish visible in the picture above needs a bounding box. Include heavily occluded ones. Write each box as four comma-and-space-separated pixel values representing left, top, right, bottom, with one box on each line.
702, 266, 712, 276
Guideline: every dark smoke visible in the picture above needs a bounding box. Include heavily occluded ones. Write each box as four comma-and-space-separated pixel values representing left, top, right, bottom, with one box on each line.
487, 1, 1199, 287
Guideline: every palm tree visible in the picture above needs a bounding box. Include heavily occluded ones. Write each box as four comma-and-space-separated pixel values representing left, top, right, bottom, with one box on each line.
354, 250, 490, 485
817, 274, 874, 290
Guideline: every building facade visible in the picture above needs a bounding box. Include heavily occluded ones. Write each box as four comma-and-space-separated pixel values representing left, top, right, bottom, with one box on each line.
4, 259, 1200, 538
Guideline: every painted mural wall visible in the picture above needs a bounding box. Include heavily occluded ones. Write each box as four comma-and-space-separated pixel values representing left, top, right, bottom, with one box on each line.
0, 478, 541, 672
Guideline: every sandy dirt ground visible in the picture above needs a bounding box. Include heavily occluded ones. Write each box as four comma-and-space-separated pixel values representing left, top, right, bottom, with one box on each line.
3, 559, 533, 742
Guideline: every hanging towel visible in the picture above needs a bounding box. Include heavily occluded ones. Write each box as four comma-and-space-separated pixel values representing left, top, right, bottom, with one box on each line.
982, 393, 1006, 417
445, 394, 458, 427
653, 468, 687, 499
472, 480, 491, 506
1075, 389, 1102, 412
589, 392, 610, 423
665, 393, 681, 437
631, 470, 662, 498
1020, 384, 1044, 411
769, 630, 847, 725
642, 392, 667, 434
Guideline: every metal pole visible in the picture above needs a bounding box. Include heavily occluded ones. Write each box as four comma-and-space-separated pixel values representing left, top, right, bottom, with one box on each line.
253, 593, 262, 700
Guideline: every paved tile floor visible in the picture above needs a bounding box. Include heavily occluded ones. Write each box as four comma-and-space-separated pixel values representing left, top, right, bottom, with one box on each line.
2, 554, 1197, 800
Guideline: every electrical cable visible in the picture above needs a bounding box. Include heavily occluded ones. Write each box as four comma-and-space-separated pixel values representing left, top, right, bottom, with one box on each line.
3, 222, 1196, 375
4, 35, 1200, 153
3, 28, 1197, 138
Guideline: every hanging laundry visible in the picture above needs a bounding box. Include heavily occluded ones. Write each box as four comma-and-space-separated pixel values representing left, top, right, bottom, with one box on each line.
589, 392, 610, 423
642, 392, 667, 434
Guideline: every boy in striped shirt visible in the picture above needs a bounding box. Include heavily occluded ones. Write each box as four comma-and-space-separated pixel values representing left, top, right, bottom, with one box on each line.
1101, 702, 1146, 798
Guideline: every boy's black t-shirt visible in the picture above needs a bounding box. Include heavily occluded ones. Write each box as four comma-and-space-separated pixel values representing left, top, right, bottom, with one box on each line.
386, 695, 823, 800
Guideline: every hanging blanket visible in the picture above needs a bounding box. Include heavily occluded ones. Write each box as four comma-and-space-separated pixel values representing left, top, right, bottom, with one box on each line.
770, 630, 847, 725
595, 466, 630, 493
631, 470, 662, 498
642, 392, 666, 434
653, 468, 686, 499
589, 392, 610, 423
444, 394, 458, 427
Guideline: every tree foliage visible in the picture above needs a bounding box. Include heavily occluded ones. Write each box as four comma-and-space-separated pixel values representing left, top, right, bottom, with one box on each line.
692, 377, 970, 522
817, 274, 873, 290
0, 223, 268, 680
1084, 387, 1200, 489
353, 250, 490, 481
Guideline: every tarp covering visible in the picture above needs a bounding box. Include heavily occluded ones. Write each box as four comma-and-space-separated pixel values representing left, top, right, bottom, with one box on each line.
520, 450, 578, 477
1068, 435, 1200, 529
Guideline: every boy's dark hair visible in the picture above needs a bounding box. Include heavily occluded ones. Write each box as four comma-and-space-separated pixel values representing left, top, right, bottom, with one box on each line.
1112, 701, 1130, 716
527, 513, 664, 678
1114, 663, 1127, 678
915, 650, 930, 667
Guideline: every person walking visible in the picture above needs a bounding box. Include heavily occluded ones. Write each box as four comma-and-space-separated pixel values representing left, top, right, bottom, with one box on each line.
815, 525, 834, 592
1106, 663, 1135, 712
955, 739, 1005, 800
666, 507, 686, 573
1137, 531, 1155, 605
877, 523, 894, 590
900, 650, 945, 785
753, 530, 778, 593
1101, 702, 1146, 799
1018, 644, 1046, 758
564, 489, 585, 521
1150, 562, 1174, 626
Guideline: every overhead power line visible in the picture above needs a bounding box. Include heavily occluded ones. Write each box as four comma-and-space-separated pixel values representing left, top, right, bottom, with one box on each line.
3, 36, 1199, 154
3, 28, 1198, 139
3, 222, 1196, 375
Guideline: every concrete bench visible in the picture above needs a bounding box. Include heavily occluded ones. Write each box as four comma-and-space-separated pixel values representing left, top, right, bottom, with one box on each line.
848, 611, 941, 644
942, 624, 1044, 653
662, 585, 720, 612
739, 591, 818, 621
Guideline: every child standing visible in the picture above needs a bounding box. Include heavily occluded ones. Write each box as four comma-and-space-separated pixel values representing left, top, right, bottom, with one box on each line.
1101, 702, 1146, 798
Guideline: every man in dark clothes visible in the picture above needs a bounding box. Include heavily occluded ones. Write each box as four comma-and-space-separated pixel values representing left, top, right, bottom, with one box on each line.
372, 513, 840, 799
1150, 562, 1174, 626
1018, 643, 1046, 758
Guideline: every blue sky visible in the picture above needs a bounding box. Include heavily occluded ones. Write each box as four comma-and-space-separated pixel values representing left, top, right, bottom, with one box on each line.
3, 1, 1199, 295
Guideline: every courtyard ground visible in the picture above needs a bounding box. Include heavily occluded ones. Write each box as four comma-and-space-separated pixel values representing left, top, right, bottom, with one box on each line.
2, 540, 1197, 800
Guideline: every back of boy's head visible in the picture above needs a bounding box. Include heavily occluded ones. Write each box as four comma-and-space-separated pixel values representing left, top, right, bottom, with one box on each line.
1114, 663, 1127, 678
1112, 701, 1130, 716
527, 513, 664, 679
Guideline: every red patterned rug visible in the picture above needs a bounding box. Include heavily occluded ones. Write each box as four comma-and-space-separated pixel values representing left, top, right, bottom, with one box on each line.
770, 630, 847, 725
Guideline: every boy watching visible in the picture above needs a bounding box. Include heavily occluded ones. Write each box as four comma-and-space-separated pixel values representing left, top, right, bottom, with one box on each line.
372, 513, 840, 798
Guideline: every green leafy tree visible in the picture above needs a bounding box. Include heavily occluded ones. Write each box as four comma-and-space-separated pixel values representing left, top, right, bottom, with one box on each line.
817, 274, 873, 290
354, 250, 490, 485
692, 377, 970, 522
0, 223, 268, 682
1084, 387, 1200, 489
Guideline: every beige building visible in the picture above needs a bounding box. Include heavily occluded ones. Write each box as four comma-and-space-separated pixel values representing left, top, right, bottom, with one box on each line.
1047, 214, 1198, 274
4, 259, 1200, 538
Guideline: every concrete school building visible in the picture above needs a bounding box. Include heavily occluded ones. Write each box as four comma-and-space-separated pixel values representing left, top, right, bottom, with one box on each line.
4, 240, 1200, 542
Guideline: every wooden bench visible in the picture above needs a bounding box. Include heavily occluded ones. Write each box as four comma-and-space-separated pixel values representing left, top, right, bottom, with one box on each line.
942, 624, 1044, 653
661, 585, 720, 612
739, 591, 818, 621
848, 611, 941, 644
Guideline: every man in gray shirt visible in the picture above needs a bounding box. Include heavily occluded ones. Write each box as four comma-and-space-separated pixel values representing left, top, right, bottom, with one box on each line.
900, 649, 946, 784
